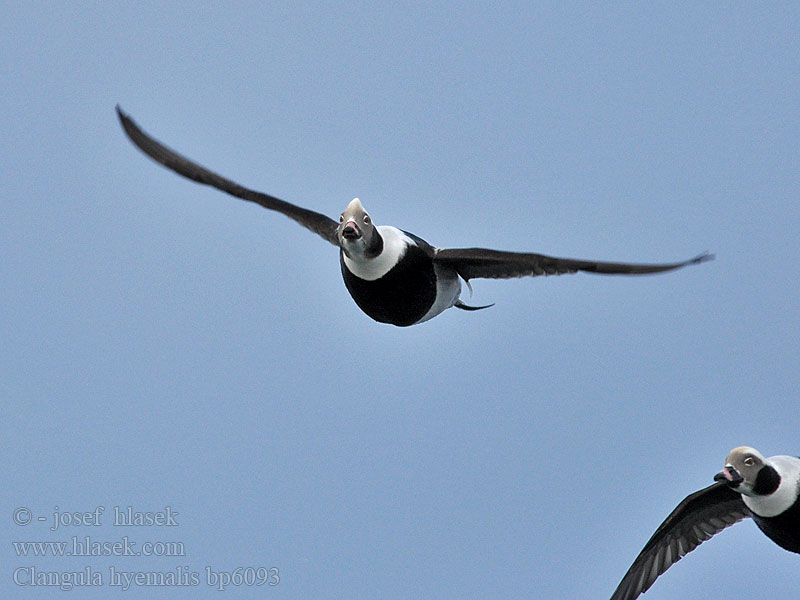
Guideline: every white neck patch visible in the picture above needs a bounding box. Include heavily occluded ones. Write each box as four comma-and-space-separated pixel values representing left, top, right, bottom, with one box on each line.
742, 455, 800, 517
342, 226, 414, 281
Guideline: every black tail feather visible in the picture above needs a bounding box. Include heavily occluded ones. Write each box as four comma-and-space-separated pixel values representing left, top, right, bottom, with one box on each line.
454, 300, 495, 312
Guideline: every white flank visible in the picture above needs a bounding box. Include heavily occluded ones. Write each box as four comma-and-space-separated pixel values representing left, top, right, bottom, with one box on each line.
416, 264, 462, 324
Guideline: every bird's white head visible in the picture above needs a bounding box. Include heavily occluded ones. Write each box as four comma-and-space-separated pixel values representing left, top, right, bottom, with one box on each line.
337, 198, 382, 259
714, 446, 769, 496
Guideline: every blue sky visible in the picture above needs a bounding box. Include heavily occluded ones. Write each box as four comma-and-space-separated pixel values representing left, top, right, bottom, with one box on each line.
3, 3, 799, 599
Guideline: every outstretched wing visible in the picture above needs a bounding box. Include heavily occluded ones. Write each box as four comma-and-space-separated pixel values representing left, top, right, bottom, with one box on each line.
434, 248, 712, 281
610, 482, 749, 600
116, 106, 340, 246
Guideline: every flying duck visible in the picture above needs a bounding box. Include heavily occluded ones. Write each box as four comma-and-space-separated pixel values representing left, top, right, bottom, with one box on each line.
117, 106, 712, 327
610, 446, 800, 600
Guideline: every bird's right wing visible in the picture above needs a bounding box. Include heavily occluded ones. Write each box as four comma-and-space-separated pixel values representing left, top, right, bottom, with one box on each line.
116, 106, 340, 246
609, 481, 749, 600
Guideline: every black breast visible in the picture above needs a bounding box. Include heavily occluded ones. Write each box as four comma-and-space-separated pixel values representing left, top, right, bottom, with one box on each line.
340, 245, 437, 327
752, 498, 800, 553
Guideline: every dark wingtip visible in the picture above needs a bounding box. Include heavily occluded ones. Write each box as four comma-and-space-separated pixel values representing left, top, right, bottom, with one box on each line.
115, 104, 137, 139
691, 251, 715, 265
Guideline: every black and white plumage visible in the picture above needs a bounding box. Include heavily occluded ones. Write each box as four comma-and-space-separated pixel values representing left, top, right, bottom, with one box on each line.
610, 446, 800, 600
117, 106, 712, 327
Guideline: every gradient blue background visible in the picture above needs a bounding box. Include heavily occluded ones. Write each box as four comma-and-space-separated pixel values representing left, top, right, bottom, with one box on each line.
3, 3, 799, 598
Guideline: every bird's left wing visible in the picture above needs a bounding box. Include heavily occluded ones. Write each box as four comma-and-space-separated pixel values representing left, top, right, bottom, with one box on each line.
434, 248, 712, 281
609, 481, 749, 600
116, 106, 340, 246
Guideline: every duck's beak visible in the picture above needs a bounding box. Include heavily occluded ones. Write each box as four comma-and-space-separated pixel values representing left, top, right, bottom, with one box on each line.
714, 465, 743, 487
341, 220, 361, 240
